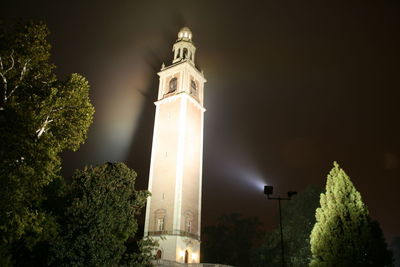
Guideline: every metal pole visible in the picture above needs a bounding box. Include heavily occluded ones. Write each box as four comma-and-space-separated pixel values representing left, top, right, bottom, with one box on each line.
278, 197, 285, 267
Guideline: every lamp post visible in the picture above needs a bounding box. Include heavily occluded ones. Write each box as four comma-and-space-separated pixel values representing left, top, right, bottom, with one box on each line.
264, 185, 297, 267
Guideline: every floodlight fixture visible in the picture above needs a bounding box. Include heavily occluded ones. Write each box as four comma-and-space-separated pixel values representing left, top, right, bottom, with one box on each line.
263, 185, 297, 267
264, 185, 273, 195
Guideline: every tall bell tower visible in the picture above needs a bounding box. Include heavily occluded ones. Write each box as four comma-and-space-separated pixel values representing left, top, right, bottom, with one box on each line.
144, 27, 206, 264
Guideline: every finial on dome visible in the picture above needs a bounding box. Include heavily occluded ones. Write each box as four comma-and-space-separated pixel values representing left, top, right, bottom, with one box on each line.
177, 27, 193, 41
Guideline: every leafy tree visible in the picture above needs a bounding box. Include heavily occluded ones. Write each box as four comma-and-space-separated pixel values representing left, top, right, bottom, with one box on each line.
310, 162, 393, 266
50, 162, 152, 266
121, 236, 158, 267
366, 219, 394, 266
253, 186, 322, 267
390, 237, 400, 267
202, 213, 263, 267
0, 20, 94, 262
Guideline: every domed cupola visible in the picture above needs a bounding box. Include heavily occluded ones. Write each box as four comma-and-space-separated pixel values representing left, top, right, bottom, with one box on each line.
177, 27, 193, 41
172, 27, 196, 64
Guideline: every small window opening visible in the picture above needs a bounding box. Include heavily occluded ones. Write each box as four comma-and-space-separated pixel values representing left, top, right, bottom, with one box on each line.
186, 220, 192, 233
157, 218, 165, 231
156, 250, 162, 259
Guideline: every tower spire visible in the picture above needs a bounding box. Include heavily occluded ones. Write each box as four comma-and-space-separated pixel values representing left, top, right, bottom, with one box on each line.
172, 27, 196, 64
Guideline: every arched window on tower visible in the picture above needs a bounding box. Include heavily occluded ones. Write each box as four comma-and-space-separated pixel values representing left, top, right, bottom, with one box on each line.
183, 48, 188, 59
190, 79, 197, 97
157, 218, 164, 231
186, 219, 192, 233
176, 48, 180, 60
168, 77, 177, 94
154, 208, 166, 232
184, 210, 194, 233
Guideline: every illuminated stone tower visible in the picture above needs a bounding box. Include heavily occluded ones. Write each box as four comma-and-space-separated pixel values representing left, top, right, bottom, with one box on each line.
144, 27, 206, 264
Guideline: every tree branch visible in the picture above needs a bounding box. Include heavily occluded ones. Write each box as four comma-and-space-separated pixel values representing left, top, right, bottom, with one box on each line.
0, 72, 7, 104
8, 59, 30, 99
1, 51, 16, 103
36, 108, 55, 139
4, 50, 15, 75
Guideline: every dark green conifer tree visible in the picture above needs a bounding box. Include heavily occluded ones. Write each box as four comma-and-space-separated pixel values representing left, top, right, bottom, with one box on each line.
310, 162, 393, 266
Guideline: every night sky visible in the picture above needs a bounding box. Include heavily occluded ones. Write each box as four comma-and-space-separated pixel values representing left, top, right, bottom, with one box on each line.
5, 1, 400, 242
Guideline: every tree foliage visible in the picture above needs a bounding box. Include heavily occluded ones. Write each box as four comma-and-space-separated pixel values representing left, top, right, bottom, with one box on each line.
50, 162, 151, 266
390, 237, 400, 267
121, 237, 158, 267
253, 186, 322, 267
310, 162, 393, 266
202, 213, 263, 267
0, 20, 94, 262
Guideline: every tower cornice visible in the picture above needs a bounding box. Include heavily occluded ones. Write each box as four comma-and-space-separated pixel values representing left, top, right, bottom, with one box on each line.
158, 60, 206, 84
154, 92, 206, 112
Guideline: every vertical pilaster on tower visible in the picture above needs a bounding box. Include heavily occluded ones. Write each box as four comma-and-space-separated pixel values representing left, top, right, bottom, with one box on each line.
144, 27, 206, 265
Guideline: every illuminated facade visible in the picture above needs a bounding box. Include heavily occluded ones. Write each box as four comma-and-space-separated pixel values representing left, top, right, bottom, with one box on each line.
144, 27, 206, 264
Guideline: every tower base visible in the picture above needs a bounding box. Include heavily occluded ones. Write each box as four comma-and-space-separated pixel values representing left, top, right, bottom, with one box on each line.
153, 259, 235, 267
150, 234, 200, 264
